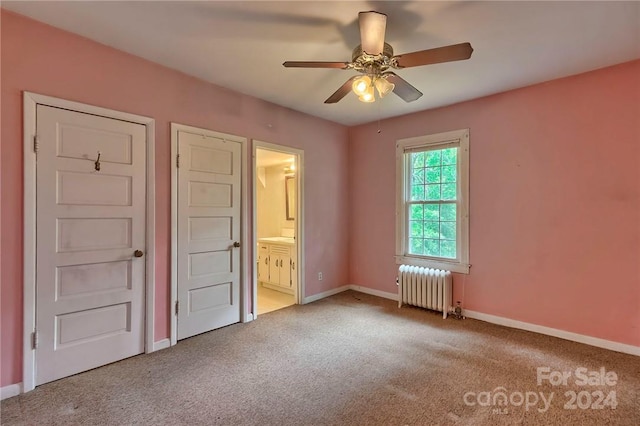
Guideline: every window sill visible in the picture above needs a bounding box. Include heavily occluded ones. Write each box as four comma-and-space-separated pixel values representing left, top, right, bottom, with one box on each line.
395, 255, 470, 274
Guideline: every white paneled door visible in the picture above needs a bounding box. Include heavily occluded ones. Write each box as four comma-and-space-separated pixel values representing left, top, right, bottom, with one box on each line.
177, 130, 241, 340
35, 105, 146, 385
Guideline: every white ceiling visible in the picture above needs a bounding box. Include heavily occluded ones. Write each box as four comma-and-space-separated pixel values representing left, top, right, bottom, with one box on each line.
3, 1, 639, 126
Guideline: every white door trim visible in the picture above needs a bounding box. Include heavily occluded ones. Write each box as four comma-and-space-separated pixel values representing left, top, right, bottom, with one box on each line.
22, 92, 156, 393
252, 140, 305, 318
170, 123, 248, 346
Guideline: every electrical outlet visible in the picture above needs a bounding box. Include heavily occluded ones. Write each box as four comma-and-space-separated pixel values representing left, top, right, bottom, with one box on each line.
318, 272, 323, 281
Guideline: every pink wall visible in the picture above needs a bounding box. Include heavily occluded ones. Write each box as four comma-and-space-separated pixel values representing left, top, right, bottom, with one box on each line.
0, 11, 350, 387
349, 60, 640, 347
2, 9, 638, 391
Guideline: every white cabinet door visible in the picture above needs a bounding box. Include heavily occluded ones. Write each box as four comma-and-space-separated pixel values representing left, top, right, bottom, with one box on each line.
258, 245, 269, 282
177, 130, 241, 340
269, 254, 281, 286
279, 255, 292, 289
290, 255, 297, 290
36, 105, 146, 385
267, 245, 291, 289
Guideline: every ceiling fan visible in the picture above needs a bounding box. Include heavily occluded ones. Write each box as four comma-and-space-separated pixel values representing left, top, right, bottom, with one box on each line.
283, 11, 473, 104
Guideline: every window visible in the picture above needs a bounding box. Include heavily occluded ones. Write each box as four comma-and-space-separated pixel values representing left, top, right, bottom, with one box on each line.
396, 129, 469, 273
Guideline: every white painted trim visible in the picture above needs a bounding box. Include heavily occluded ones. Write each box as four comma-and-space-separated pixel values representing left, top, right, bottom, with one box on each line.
252, 141, 305, 319
240, 135, 250, 323
464, 310, 640, 357
151, 339, 171, 352
22, 93, 37, 394
0, 383, 22, 401
170, 124, 179, 346
169, 123, 247, 343
302, 285, 350, 304
300, 285, 397, 305
145, 124, 156, 355
348, 285, 398, 301
22, 92, 156, 392
251, 146, 258, 320
395, 128, 470, 274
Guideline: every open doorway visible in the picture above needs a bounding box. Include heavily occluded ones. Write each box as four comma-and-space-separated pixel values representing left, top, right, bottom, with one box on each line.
253, 142, 303, 316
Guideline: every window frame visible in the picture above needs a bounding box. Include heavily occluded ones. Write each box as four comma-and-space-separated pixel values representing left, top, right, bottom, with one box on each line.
395, 128, 470, 274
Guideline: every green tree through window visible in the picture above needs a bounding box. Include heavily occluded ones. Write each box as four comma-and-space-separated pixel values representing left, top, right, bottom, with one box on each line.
396, 128, 469, 274
408, 148, 457, 258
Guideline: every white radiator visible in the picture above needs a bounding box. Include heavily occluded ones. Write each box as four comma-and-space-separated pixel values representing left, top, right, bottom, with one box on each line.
398, 265, 452, 319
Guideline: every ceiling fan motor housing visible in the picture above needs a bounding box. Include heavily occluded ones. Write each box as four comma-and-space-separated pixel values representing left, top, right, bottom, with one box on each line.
351, 43, 396, 75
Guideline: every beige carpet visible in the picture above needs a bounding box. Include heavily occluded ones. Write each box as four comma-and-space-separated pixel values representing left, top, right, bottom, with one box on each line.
1, 291, 638, 425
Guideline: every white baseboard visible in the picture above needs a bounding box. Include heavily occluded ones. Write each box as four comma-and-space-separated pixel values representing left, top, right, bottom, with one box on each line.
1, 383, 22, 400
348, 285, 398, 301
151, 338, 171, 352
302, 285, 350, 304
302, 284, 399, 305
244, 312, 254, 323
464, 309, 640, 357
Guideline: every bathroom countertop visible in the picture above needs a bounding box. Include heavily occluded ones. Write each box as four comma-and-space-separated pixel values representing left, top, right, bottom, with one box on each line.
258, 237, 296, 245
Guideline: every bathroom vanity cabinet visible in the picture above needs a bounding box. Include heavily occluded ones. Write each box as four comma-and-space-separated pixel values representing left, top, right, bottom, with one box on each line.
258, 238, 297, 294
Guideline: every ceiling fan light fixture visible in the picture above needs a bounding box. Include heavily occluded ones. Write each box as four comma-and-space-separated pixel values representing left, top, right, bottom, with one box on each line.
374, 77, 395, 98
358, 85, 375, 103
352, 75, 372, 96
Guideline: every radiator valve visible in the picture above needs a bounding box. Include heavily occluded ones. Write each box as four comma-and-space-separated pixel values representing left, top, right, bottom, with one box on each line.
454, 301, 464, 320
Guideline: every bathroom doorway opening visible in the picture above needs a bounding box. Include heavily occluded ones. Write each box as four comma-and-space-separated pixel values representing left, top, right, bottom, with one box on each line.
253, 142, 304, 317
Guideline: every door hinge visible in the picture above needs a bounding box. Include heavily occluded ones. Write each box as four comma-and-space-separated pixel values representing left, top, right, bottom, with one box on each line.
33, 135, 39, 154
175, 300, 179, 316
31, 330, 38, 350
176, 154, 180, 168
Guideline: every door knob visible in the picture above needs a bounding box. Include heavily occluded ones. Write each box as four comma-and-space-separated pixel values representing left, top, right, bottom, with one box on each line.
233, 241, 241, 248
134, 250, 144, 258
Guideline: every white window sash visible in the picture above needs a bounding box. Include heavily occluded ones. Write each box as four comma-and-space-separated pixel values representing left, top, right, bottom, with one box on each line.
396, 129, 470, 274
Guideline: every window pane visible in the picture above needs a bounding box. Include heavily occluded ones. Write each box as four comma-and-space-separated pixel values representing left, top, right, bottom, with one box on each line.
409, 204, 423, 221
425, 167, 441, 184
411, 167, 424, 185
426, 184, 441, 200
410, 221, 423, 238
409, 238, 424, 255
441, 222, 456, 240
411, 184, 424, 201
441, 240, 456, 259
424, 239, 440, 257
441, 148, 457, 165
425, 150, 441, 167
405, 143, 463, 263
424, 204, 439, 221
412, 152, 425, 168
441, 165, 457, 183
425, 221, 439, 238
441, 204, 456, 221
441, 183, 457, 200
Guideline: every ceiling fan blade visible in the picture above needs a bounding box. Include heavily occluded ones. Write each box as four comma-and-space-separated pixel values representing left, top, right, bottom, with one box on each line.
324, 76, 359, 104
394, 42, 473, 68
283, 61, 350, 69
385, 72, 423, 102
359, 11, 387, 55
